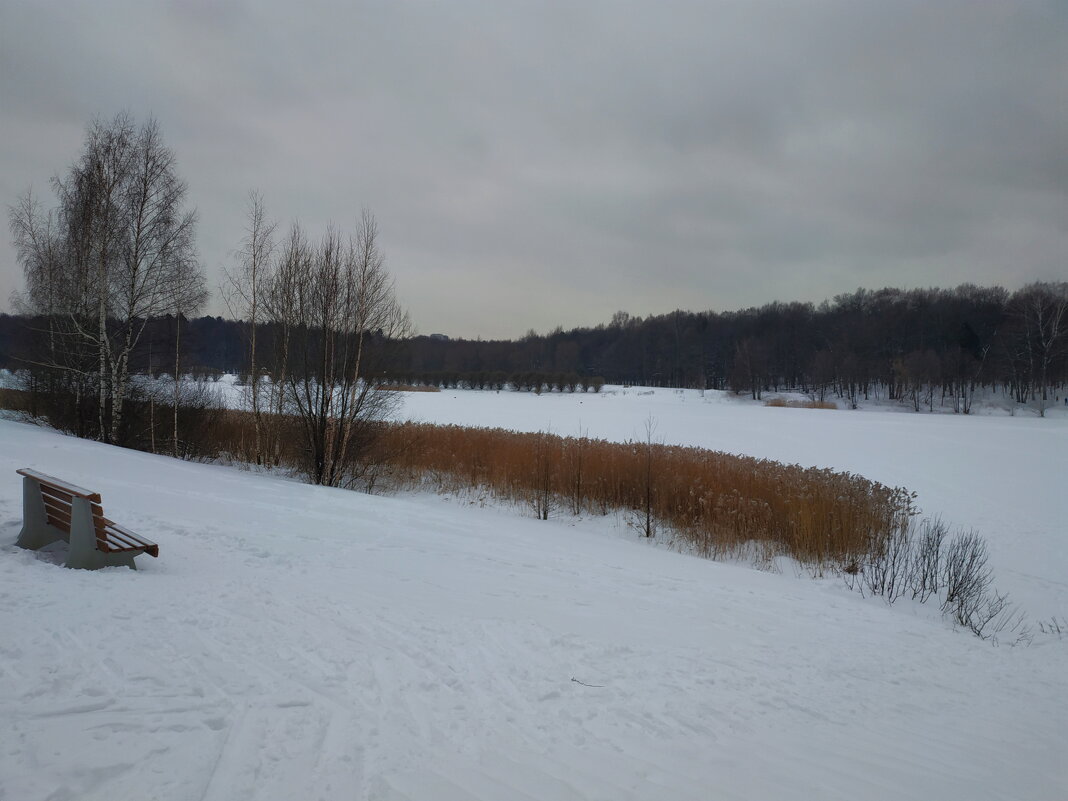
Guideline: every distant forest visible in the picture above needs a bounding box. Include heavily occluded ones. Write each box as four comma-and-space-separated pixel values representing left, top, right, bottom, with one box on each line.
3, 282, 1065, 413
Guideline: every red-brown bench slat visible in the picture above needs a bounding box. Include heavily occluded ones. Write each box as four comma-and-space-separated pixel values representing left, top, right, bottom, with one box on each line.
18, 469, 158, 559
44, 503, 73, 527
102, 526, 145, 550
105, 523, 159, 557
40, 485, 79, 507
46, 514, 72, 533
17, 469, 102, 502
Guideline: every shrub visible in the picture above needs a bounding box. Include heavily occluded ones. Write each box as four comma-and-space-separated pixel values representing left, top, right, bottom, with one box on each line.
844, 515, 1025, 641
941, 530, 994, 627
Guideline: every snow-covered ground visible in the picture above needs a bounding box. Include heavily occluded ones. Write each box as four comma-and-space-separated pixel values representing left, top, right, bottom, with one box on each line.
397, 385, 1066, 620
1, 385, 1066, 800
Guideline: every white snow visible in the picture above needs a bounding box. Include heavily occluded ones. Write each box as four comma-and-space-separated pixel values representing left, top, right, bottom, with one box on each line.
1, 388, 1066, 800
398, 386, 1067, 619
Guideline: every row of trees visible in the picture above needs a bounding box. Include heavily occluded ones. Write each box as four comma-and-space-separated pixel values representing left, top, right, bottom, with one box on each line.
9, 283, 1063, 416
377, 371, 605, 393
402, 283, 1068, 415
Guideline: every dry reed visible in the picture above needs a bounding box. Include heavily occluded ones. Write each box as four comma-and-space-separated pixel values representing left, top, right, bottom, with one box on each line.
0, 388, 32, 414
372, 422, 911, 567
208, 411, 913, 570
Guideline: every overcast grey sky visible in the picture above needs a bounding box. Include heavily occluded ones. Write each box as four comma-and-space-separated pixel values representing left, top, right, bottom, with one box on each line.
1, 1, 1064, 339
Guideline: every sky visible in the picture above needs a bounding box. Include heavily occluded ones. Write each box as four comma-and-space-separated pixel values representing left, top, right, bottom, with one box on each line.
1, 1, 1065, 340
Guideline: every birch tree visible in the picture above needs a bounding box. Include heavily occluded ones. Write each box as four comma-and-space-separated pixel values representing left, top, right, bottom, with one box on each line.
170, 254, 209, 456
224, 191, 276, 464
9, 113, 202, 443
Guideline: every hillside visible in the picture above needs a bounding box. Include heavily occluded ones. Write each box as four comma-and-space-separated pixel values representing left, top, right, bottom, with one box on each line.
395, 385, 1067, 619
1, 401, 1065, 800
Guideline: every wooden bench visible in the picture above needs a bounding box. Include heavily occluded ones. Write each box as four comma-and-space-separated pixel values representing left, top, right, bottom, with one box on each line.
15, 468, 159, 570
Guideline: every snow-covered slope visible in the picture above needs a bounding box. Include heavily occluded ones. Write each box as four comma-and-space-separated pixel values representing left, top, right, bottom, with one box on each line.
1, 417, 1065, 800
398, 386, 1067, 620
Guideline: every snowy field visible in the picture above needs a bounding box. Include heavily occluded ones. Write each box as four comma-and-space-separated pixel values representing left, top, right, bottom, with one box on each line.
397, 385, 1066, 619
1, 386, 1066, 800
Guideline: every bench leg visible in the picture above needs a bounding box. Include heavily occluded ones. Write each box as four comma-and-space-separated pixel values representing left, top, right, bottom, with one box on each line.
65, 497, 139, 570
16, 476, 65, 551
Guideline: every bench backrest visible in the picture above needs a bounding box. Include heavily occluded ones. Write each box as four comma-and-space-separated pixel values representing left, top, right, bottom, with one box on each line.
16, 468, 110, 549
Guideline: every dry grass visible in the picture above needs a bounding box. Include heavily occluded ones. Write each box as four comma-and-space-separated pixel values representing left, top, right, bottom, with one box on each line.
764, 398, 837, 410
372, 423, 911, 567
0, 388, 33, 414
209, 409, 304, 467
9, 397, 908, 570
203, 411, 913, 571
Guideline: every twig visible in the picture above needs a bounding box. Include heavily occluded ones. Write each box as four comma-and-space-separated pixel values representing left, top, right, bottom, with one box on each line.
570, 677, 604, 688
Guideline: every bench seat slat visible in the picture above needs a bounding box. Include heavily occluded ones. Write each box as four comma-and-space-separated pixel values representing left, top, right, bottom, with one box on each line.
19, 468, 158, 560
102, 538, 160, 557
103, 527, 145, 550
102, 521, 159, 557
106, 532, 159, 557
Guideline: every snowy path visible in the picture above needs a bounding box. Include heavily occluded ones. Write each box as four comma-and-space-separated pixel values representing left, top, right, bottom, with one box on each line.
1, 419, 1065, 800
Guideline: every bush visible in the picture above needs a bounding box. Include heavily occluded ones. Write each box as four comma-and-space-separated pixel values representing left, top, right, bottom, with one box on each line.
123, 379, 227, 460
845, 515, 1025, 641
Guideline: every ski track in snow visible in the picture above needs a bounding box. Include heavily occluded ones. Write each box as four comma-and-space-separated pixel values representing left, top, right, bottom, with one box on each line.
0, 389, 1066, 800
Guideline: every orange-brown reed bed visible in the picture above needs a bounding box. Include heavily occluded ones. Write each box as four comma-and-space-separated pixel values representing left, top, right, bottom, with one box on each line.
205, 410, 915, 570
0, 388, 32, 413
375, 423, 911, 567
764, 398, 837, 410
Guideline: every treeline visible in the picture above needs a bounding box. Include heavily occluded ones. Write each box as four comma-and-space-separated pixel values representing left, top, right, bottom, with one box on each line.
402, 283, 1067, 414
8, 282, 1064, 414
378, 371, 605, 393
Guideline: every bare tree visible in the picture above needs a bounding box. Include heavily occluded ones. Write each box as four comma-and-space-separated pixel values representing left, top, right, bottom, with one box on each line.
266, 212, 411, 486
224, 191, 276, 464
109, 118, 199, 441
632, 416, 659, 538
10, 113, 201, 443
8, 190, 82, 408
1008, 282, 1068, 416
170, 255, 209, 457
